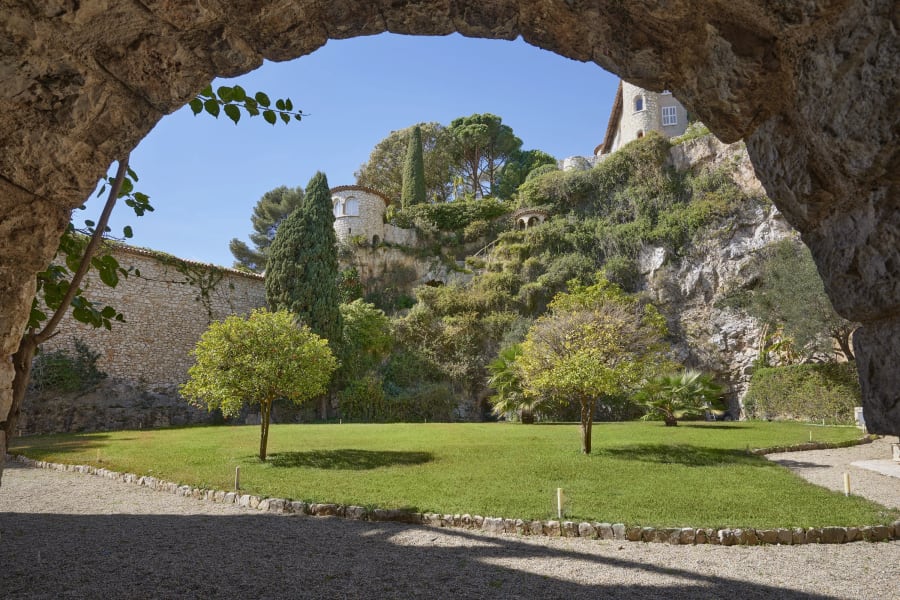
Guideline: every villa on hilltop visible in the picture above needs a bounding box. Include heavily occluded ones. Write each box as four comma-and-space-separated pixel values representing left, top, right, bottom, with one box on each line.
594, 81, 689, 156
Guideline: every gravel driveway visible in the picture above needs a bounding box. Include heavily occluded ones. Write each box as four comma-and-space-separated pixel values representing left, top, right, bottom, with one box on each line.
1, 457, 898, 599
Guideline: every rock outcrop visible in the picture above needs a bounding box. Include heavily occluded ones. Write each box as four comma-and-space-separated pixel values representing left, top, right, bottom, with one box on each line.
645, 137, 795, 411
1, 1, 898, 470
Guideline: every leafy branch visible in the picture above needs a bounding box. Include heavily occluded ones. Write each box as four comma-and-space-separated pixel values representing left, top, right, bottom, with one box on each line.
189, 85, 306, 126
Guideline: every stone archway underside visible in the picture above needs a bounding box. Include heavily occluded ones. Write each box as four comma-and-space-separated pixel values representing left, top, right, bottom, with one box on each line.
1, 1, 898, 460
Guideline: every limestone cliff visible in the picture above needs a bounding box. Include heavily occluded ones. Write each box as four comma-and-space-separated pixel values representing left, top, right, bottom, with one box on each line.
643, 136, 795, 413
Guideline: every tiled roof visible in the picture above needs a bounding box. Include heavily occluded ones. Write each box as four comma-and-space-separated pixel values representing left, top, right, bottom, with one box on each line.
595, 80, 623, 156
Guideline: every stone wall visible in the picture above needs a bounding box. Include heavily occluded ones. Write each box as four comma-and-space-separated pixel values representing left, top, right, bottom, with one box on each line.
39, 246, 266, 386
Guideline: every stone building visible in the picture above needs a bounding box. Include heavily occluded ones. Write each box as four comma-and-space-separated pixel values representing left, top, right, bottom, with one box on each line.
331, 185, 416, 247
594, 81, 689, 156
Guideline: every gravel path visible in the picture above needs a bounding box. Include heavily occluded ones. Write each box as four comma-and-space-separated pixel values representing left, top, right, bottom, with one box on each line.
1, 460, 898, 599
766, 436, 900, 509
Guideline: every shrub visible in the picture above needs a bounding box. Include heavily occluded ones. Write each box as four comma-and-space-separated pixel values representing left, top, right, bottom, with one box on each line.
743, 362, 861, 424
463, 219, 490, 242
390, 197, 511, 232
386, 383, 456, 422
338, 374, 388, 422
30, 339, 106, 392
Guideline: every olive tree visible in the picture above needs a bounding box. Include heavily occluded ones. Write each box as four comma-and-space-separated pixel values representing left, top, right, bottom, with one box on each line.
181, 309, 337, 460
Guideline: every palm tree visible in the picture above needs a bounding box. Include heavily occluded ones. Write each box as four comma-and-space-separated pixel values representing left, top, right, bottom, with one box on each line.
638, 370, 725, 426
487, 344, 541, 424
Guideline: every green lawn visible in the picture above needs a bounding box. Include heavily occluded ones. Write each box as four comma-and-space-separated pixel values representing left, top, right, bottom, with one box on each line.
10, 421, 896, 528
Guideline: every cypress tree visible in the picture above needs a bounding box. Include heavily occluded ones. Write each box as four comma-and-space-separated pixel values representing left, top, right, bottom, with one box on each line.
400, 125, 427, 208
265, 171, 342, 346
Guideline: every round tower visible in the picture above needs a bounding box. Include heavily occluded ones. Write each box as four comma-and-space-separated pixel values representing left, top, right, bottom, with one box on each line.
330, 185, 390, 245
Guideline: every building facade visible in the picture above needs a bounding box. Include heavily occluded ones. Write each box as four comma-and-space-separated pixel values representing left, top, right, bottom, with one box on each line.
331, 185, 416, 246
595, 81, 689, 156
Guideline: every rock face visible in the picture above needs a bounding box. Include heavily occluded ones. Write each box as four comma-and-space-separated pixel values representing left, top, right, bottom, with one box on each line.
1, 1, 898, 468
646, 137, 795, 411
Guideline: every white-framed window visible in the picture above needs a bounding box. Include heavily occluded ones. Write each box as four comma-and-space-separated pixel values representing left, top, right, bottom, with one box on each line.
345, 198, 360, 216
662, 105, 677, 126
634, 96, 644, 112
332, 197, 344, 217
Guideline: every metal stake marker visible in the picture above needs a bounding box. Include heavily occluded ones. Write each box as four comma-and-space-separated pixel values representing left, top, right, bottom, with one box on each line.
557, 488, 563, 520
235, 466, 241, 492
843, 472, 851, 496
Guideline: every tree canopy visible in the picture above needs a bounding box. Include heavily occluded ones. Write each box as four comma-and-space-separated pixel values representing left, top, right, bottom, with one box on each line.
265, 172, 343, 347
355, 122, 454, 202
518, 279, 669, 453
229, 185, 304, 273
495, 149, 557, 200
401, 125, 427, 208
744, 238, 857, 362
181, 309, 337, 460
448, 113, 522, 198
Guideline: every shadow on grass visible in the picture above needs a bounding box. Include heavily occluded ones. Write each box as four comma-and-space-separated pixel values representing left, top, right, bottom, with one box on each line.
9, 433, 118, 459
596, 444, 778, 468
268, 449, 433, 470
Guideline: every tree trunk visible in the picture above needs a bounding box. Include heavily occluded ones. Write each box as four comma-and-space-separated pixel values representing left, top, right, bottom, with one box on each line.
259, 399, 271, 461
1, 334, 39, 483
580, 397, 595, 454
833, 328, 855, 362
664, 415, 679, 427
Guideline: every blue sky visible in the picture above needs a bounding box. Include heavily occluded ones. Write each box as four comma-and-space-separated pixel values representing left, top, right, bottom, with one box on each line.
104, 33, 619, 267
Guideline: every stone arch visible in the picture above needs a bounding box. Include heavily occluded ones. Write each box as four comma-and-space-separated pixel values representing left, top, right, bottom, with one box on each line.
1, 1, 898, 451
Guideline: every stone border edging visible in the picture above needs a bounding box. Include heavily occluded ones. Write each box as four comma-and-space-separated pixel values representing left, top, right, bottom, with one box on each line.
748, 434, 878, 456
7, 453, 898, 546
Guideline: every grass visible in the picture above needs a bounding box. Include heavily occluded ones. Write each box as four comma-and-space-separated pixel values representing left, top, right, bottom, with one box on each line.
10, 421, 896, 529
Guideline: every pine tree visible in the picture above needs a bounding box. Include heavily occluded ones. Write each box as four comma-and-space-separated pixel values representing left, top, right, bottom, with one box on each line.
229, 185, 304, 273
265, 172, 343, 347
401, 125, 427, 208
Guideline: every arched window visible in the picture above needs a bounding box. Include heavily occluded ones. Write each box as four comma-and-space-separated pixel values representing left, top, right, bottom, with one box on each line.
332, 197, 344, 217
345, 197, 360, 216
372, 234, 380, 246
634, 95, 644, 112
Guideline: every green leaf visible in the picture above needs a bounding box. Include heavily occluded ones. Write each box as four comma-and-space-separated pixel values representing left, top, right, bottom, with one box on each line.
204, 98, 220, 118
217, 86, 233, 102
294, 113, 303, 121
231, 85, 247, 102
275, 98, 285, 111
285, 98, 293, 111
126, 166, 139, 181
84, 219, 95, 228
255, 91, 271, 107
189, 98, 203, 115
224, 103, 241, 125
100, 306, 117, 319
263, 110, 276, 125
199, 85, 213, 98
280, 112, 290, 124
